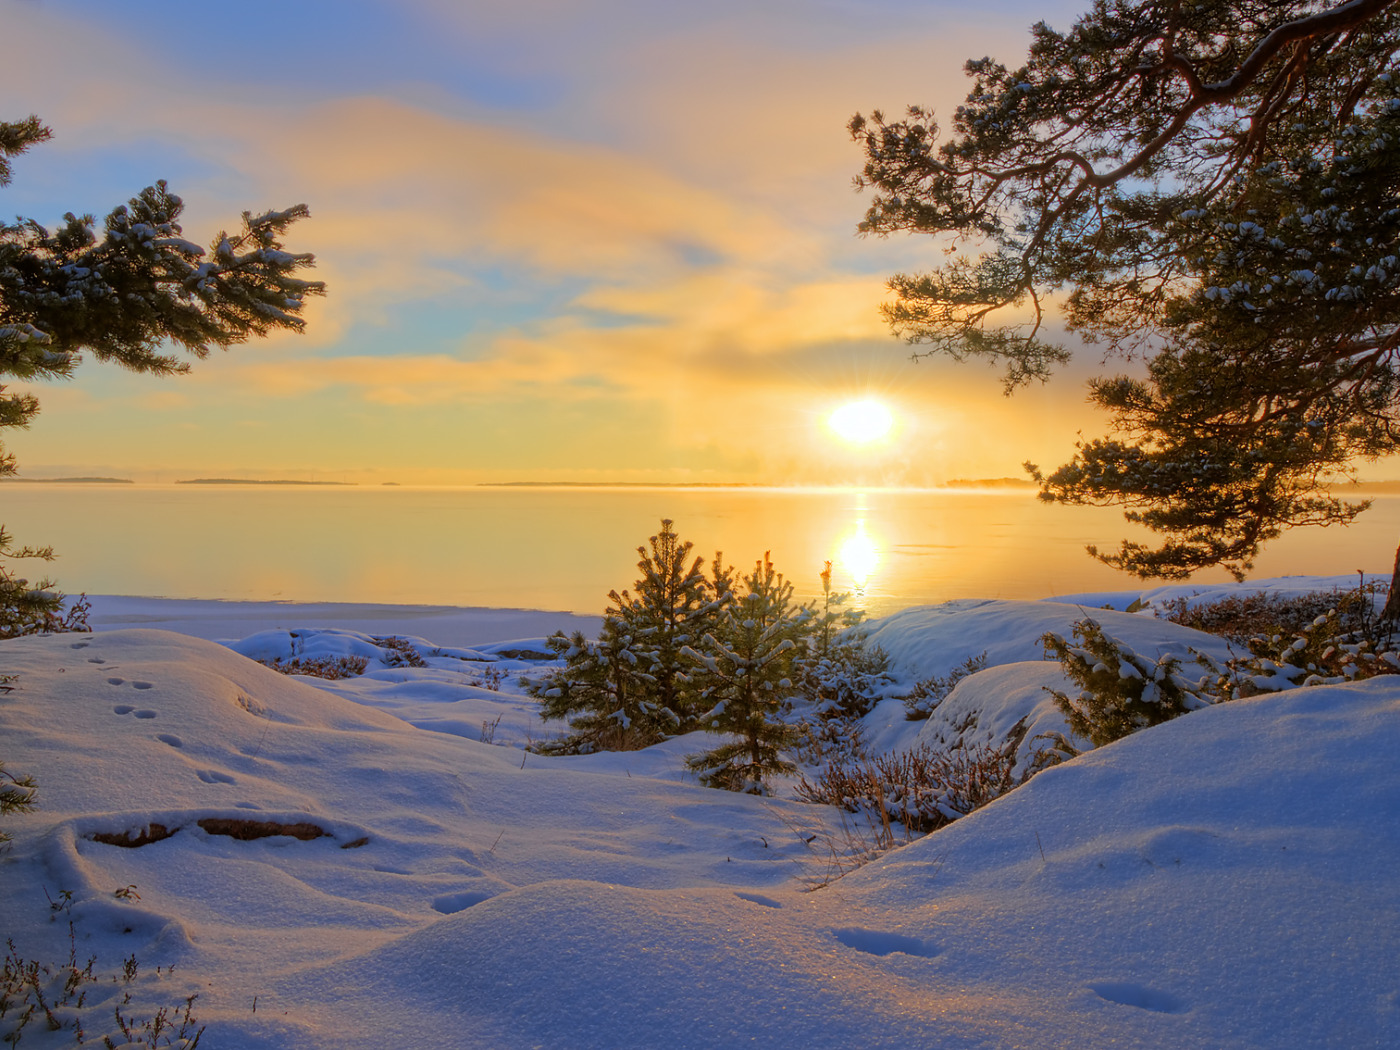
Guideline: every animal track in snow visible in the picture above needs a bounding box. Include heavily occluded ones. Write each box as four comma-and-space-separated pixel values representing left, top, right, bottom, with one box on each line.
156, 733, 183, 748
196, 769, 236, 785
1088, 982, 1188, 1014
69, 642, 89, 650
132, 681, 153, 690
735, 892, 782, 909
113, 705, 134, 715
107, 677, 125, 686
832, 928, 940, 958
432, 889, 497, 914
133, 710, 158, 720
86, 657, 106, 664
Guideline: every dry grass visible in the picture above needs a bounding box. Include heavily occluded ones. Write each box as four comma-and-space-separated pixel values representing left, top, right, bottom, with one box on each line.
797, 739, 1022, 835
1157, 582, 1385, 645
257, 655, 368, 679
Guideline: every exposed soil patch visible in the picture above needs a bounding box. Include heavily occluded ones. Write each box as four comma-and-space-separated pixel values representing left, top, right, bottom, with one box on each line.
90, 818, 339, 847
91, 823, 177, 848
197, 818, 326, 841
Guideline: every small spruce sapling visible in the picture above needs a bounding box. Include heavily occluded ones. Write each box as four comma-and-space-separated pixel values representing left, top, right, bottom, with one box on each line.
684, 553, 805, 793
0, 761, 36, 848
528, 625, 655, 753
528, 521, 726, 752
1043, 618, 1207, 747
796, 562, 891, 718
608, 520, 719, 730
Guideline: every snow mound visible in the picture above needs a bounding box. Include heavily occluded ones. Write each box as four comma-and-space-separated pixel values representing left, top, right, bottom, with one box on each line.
4, 589, 1399, 1049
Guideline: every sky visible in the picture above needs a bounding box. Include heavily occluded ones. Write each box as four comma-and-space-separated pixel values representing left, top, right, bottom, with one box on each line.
2, 0, 1155, 485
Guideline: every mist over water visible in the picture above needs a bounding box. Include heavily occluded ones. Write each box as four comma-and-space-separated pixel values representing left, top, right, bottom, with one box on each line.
2, 484, 1394, 617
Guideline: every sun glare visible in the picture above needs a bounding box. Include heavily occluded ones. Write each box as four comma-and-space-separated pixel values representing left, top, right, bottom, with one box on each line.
828, 399, 894, 445
837, 522, 879, 590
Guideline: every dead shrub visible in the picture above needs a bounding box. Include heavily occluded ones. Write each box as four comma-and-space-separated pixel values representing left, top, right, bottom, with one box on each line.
371, 636, 429, 668
257, 655, 368, 679
797, 739, 1022, 833
1157, 583, 1383, 645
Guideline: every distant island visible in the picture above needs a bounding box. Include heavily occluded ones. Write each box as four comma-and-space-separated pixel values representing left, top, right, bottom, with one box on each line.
177, 478, 357, 486
480, 481, 764, 488
1, 476, 134, 484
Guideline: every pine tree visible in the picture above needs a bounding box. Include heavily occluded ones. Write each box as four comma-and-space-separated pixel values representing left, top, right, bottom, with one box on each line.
0, 114, 324, 629
529, 521, 723, 751
529, 627, 656, 753
608, 520, 719, 730
1043, 619, 1208, 747
0, 760, 37, 849
684, 553, 807, 794
850, 0, 1400, 588
795, 562, 889, 718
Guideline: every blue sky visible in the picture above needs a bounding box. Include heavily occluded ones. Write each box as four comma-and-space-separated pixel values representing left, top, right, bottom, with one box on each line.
1, 0, 1109, 484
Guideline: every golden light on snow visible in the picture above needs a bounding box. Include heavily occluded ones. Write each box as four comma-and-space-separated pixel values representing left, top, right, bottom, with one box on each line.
828, 399, 895, 445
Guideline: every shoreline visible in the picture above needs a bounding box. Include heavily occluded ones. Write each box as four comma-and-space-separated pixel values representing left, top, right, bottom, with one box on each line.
82, 595, 603, 647
77, 573, 1381, 648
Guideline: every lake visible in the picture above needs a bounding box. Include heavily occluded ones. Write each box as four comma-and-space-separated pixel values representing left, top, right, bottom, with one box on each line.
0, 483, 1394, 617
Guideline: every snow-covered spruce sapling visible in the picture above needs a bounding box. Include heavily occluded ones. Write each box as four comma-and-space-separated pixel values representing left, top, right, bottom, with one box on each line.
528, 521, 727, 753
528, 627, 656, 753
1043, 619, 1208, 747
607, 520, 723, 730
795, 562, 891, 719
684, 553, 806, 793
0, 761, 36, 848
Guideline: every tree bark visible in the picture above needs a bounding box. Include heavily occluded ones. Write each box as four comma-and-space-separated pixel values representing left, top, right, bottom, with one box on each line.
1380, 539, 1400, 624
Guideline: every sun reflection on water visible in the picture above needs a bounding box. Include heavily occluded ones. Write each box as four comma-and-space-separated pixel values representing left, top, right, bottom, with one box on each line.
835, 519, 880, 595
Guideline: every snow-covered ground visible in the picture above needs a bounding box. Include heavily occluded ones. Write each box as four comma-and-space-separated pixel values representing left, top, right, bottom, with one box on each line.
2, 575, 1396, 1048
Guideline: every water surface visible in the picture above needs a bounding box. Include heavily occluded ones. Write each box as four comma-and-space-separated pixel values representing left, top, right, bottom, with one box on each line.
1, 484, 1392, 616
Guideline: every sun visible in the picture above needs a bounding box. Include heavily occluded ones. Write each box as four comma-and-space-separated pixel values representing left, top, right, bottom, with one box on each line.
828, 399, 894, 445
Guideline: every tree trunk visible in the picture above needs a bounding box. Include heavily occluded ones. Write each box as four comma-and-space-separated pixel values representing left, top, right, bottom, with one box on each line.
1380, 540, 1400, 624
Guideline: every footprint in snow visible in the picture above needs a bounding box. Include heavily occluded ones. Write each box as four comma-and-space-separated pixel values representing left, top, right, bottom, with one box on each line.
735, 892, 781, 909
156, 734, 183, 748
132, 681, 154, 690
107, 677, 125, 686
87, 657, 106, 664
133, 710, 158, 720
113, 705, 134, 715
1088, 982, 1188, 1014
432, 890, 497, 914
69, 642, 89, 650
833, 928, 939, 958
196, 769, 236, 785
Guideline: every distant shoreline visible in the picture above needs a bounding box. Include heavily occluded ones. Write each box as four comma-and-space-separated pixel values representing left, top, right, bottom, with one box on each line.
176, 478, 357, 486
1, 476, 134, 484
6, 476, 1400, 493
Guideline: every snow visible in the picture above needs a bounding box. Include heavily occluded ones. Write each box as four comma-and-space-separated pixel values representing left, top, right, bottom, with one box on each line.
3, 579, 1398, 1048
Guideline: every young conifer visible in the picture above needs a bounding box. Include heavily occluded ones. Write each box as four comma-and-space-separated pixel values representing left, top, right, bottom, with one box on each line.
608, 520, 717, 732
683, 553, 806, 793
529, 521, 721, 751
529, 626, 654, 753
